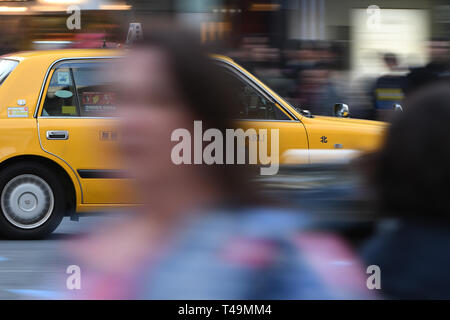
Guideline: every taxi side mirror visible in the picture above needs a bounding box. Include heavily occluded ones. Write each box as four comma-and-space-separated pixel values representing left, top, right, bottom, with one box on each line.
393, 103, 403, 112
295, 107, 313, 118
334, 103, 350, 118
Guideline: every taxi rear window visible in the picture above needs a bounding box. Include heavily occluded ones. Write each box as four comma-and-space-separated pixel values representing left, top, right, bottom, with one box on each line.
0, 59, 18, 86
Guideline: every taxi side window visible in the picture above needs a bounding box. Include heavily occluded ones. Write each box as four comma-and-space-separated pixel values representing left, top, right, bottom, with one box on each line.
220, 68, 290, 121
42, 68, 78, 117
72, 66, 117, 117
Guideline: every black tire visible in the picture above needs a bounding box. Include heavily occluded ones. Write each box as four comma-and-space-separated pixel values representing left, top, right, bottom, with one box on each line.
0, 161, 66, 239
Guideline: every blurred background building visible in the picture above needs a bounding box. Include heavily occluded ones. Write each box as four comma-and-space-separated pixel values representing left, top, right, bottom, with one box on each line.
0, 1, 447, 48
0, 1, 446, 60
0, 0, 449, 118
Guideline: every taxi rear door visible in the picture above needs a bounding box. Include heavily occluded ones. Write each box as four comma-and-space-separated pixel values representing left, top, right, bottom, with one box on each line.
36, 59, 135, 204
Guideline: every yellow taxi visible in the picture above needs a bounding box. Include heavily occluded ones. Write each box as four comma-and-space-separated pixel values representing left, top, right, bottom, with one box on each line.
0, 49, 385, 238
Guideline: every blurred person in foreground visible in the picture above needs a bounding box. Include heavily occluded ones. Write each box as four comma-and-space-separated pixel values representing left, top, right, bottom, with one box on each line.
64, 28, 371, 300
362, 83, 450, 299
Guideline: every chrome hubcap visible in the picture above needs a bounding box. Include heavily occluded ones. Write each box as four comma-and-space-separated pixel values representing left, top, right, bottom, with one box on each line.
1, 174, 54, 229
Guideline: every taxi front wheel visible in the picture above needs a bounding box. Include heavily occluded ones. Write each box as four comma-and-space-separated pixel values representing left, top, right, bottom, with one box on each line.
0, 162, 65, 239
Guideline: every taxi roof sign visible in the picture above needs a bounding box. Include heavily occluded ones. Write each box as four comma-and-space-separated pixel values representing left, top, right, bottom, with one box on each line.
126, 23, 144, 46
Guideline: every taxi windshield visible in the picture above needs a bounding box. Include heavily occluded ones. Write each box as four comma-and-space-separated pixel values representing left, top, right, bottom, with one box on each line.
0, 59, 18, 86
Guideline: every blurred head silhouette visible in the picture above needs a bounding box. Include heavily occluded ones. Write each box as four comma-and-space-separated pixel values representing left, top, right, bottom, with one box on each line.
116, 27, 257, 217
372, 82, 450, 219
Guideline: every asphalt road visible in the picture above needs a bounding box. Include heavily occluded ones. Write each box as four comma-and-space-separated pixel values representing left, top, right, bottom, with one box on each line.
0, 216, 107, 299
0, 167, 375, 300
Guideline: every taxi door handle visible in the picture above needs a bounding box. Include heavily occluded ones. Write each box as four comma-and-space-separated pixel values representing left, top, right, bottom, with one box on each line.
46, 130, 69, 140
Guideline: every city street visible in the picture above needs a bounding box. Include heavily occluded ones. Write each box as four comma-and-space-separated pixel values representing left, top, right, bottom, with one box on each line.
0, 165, 375, 299
0, 0, 446, 303
0, 216, 104, 299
